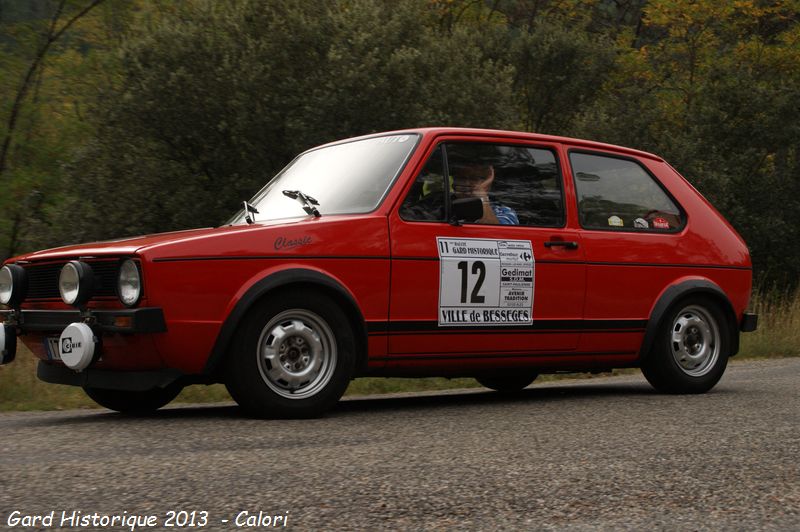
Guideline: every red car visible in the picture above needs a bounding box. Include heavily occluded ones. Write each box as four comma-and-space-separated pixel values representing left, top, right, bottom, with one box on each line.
0, 128, 758, 417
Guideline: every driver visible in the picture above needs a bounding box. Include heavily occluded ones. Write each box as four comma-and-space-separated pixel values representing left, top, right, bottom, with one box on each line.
452, 163, 518, 225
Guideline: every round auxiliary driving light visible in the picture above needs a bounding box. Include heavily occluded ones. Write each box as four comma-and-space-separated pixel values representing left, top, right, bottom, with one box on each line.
0, 264, 27, 307
117, 259, 141, 307
59, 261, 94, 307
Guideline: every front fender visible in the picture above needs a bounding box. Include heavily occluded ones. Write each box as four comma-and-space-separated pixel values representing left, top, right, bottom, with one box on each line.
203, 268, 367, 376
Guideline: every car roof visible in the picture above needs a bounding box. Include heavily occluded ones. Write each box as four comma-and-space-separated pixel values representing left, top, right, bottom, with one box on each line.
315, 127, 664, 163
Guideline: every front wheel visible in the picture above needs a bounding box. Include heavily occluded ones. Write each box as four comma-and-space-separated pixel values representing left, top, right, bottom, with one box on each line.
641, 297, 731, 394
225, 291, 356, 418
84, 384, 183, 415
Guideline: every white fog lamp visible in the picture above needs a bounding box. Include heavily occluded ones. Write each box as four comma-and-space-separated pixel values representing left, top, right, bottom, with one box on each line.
59, 322, 96, 371
1, 323, 17, 365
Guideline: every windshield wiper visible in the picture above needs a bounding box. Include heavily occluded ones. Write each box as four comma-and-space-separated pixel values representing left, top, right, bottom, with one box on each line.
282, 190, 321, 217
242, 201, 259, 224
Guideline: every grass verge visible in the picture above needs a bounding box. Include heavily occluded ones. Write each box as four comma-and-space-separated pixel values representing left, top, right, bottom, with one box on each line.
738, 289, 800, 358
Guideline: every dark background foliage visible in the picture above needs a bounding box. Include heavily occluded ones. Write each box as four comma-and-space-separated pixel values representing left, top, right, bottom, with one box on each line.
1, 0, 798, 288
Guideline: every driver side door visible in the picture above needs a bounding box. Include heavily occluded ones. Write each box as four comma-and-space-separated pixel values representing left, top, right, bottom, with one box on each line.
387, 137, 586, 366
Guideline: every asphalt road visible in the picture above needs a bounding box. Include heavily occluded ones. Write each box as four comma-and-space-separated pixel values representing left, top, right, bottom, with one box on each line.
0, 358, 798, 531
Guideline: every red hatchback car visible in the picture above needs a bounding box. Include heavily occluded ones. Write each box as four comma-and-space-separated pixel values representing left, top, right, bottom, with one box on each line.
0, 128, 757, 417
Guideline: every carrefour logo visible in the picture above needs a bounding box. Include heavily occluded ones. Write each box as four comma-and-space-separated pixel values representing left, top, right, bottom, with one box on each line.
61, 337, 82, 354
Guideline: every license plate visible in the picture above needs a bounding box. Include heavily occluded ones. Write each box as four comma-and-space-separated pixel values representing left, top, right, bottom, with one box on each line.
45, 337, 61, 361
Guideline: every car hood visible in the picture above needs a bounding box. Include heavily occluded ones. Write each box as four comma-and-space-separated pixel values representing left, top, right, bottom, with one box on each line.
9, 218, 310, 263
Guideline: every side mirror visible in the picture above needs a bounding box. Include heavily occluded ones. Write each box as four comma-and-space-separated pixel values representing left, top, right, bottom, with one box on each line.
451, 197, 483, 224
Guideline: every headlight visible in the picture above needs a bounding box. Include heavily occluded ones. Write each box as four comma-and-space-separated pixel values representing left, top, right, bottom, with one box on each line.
0, 264, 27, 307
117, 259, 141, 307
59, 261, 94, 307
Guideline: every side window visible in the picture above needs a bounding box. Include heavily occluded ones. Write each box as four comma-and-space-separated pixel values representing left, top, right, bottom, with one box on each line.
400, 145, 446, 222
571, 152, 684, 231
400, 141, 565, 227
476, 146, 565, 227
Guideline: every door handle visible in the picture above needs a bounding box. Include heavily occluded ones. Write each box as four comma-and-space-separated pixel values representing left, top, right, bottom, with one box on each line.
544, 241, 579, 250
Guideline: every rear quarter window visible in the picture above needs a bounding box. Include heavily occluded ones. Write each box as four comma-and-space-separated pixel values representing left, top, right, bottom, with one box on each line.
570, 151, 684, 232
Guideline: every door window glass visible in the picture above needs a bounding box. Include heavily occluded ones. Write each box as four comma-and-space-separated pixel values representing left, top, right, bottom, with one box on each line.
400, 142, 565, 227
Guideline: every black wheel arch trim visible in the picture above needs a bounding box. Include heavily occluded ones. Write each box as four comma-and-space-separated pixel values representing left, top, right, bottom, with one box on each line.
639, 279, 739, 361
203, 268, 368, 376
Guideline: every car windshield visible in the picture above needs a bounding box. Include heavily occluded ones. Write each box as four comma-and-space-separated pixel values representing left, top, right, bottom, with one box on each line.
228, 133, 420, 224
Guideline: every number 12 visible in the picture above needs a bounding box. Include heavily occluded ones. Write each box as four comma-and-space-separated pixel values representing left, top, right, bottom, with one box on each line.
457, 260, 486, 304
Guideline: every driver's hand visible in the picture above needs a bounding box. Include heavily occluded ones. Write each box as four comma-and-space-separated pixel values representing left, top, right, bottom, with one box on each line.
473, 169, 495, 196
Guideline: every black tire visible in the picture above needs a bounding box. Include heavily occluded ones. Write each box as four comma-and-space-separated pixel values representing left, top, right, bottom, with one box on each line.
224, 290, 356, 419
641, 296, 732, 394
84, 384, 183, 415
476, 373, 538, 393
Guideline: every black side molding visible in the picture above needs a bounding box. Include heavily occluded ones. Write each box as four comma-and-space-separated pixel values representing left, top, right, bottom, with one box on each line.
740, 312, 758, 332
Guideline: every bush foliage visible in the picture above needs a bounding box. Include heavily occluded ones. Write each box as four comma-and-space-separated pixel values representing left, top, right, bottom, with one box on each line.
1, 0, 799, 287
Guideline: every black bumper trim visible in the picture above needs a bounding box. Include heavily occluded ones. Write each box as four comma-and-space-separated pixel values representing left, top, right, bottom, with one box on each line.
2, 308, 167, 334
741, 312, 758, 332
37, 361, 184, 391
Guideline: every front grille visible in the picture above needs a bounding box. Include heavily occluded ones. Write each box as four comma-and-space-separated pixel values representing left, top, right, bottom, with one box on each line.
23, 260, 121, 301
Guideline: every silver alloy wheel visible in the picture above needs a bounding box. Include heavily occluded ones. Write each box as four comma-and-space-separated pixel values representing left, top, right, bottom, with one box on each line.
256, 309, 337, 400
670, 305, 720, 377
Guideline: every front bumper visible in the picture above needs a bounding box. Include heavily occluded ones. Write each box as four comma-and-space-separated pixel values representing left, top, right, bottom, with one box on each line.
0, 307, 167, 367
0, 308, 167, 334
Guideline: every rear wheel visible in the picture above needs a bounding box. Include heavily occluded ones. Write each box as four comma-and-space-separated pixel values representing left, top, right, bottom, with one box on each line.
641, 297, 731, 394
225, 290, 356, 418
476, 373, 538, 393
84, 384, 183, 414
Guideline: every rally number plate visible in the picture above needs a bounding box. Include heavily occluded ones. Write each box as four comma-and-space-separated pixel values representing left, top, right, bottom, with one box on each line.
437, 237, 535, 326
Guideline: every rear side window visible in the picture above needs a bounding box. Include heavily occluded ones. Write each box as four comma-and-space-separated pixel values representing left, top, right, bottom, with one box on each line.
570, 152, 684, 231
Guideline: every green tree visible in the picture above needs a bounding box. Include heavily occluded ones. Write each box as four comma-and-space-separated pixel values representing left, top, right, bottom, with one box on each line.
575, 0, 800, 286
510, 20, 617, 134
49, 0, 517, 244
0, 0, 114, 260
5, 0, 799, 290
